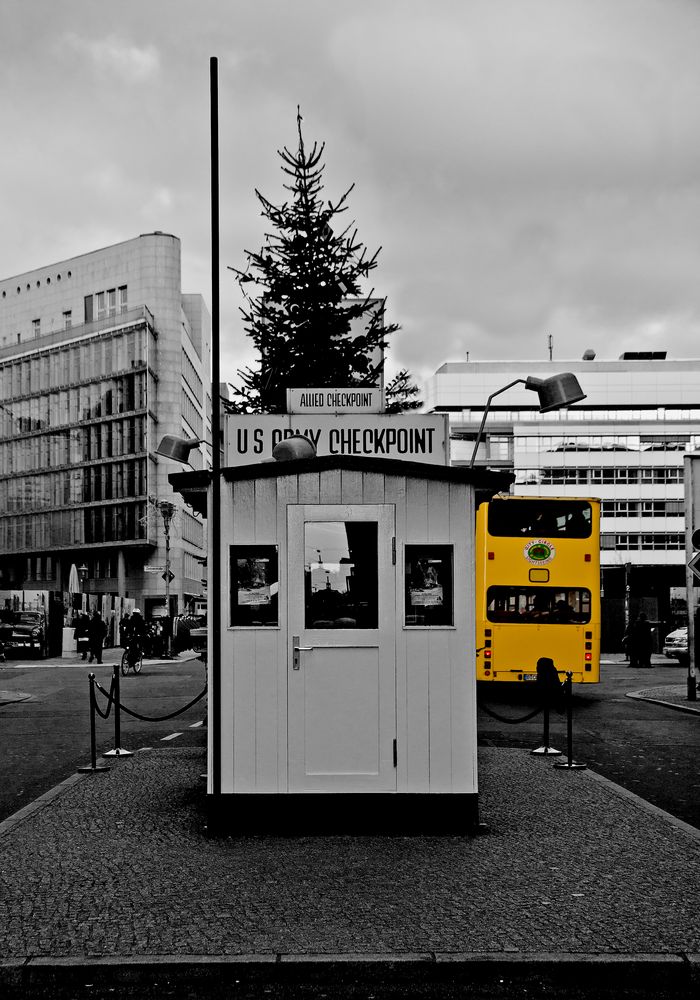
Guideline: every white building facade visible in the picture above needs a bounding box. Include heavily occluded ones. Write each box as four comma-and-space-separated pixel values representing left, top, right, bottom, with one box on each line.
424, 352, 700, 649
0, 233, 210, 622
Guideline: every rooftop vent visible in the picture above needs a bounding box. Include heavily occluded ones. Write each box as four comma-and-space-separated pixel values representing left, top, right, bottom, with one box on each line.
618, 351, 667, 360
582, 349, 596, 360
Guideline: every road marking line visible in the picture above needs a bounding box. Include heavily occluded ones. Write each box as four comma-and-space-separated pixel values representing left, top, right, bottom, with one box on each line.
189, 720, 204, 728
161, 733, 182, 741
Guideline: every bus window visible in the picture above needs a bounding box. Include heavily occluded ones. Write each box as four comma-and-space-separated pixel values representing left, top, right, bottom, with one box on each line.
487, 500, 591, 539
486, 586, 591, 624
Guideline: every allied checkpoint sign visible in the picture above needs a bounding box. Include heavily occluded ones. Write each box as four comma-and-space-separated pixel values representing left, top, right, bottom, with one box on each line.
225, 389, 449, 467
287, 387, 384, 414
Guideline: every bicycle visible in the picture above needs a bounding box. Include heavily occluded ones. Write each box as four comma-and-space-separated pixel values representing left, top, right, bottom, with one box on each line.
120, 640, 143, 676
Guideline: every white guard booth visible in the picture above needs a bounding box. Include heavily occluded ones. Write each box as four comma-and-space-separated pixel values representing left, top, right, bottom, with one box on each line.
172, 453, 510, 834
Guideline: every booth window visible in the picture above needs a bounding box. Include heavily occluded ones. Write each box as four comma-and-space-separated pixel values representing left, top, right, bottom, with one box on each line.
405, 545, 454, 626
304, 521, 378, 629
230, 545, 278, 627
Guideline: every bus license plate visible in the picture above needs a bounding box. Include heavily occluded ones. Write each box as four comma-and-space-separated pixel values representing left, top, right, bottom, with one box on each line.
523, 673, 537, 682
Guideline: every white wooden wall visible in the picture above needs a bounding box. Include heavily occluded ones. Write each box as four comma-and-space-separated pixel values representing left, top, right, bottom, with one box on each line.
217, 469, 476, 796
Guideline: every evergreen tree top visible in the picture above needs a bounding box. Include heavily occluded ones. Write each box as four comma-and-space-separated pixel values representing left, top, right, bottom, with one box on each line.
227, 109, 420, 414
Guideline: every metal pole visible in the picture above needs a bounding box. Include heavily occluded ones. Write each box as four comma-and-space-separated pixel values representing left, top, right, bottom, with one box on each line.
530, 702, 561, 756
684, 455, 697, 701
210, 55, 222, 799
159, 500, 176, 659
468, 379, 526, 469
77, 673, 110, 773
104, 668, 132, 757
554, 673, 586, 770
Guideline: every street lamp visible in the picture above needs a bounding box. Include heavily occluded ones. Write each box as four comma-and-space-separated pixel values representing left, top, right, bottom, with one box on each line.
158, 500, 177, 659
469, 372, 586, 469
78, 564, 89, 586
156, 434, 210, 465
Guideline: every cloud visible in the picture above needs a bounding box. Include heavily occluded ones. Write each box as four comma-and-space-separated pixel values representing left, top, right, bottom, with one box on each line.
62, 33, 160, 83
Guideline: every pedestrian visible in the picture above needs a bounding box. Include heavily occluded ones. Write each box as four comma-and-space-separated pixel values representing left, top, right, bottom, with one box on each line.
73, 611, 90, 661
627, 613, 652, 668
119, 611, 132, 648
87, 610, 107, 665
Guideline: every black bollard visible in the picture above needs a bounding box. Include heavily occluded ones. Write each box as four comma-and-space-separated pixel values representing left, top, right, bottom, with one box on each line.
77, 673, 110, 773
553, 672, 586, 770
531, 657, 562, 756
531, 700, 562, 756
104, 667, 133, 757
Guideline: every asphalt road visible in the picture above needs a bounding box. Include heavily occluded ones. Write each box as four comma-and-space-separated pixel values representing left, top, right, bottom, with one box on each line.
0, 651, 207, 823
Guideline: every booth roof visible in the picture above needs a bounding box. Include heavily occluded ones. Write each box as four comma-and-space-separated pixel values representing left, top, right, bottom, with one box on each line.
169, 455, 513, 518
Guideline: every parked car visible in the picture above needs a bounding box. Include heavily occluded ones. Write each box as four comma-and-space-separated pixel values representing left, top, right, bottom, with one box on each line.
0, 610, 48, 658
663, 626, 688, 661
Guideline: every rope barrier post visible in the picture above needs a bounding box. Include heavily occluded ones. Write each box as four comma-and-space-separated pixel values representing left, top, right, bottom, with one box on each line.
77, 673, 110, 773
104, 666, 133, 758
554, 672, 586, 770
531, 656, 561, 756
530, 701, 561, 756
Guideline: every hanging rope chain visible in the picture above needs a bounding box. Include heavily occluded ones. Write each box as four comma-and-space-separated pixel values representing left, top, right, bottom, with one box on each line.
477, 700, 543, 724
93, 677, 207, 723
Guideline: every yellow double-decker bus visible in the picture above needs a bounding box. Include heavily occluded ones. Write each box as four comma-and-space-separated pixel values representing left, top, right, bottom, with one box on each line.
475, 495, 601, 683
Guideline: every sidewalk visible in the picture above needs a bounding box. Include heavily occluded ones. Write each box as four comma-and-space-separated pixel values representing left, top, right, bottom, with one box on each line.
601, 651, 700, 716
0, 742, 698, 994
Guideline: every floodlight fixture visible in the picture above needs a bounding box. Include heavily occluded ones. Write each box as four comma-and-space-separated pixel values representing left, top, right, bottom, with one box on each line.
469, 372, 586, 469
156, 434, 209, 465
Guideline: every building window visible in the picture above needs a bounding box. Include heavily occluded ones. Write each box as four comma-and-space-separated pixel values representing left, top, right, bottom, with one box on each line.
488, 435, 511, 461
119, 286, 128, 313
63, 311, 72, 330
107, 289, 116, 316
32, 319, 40, 338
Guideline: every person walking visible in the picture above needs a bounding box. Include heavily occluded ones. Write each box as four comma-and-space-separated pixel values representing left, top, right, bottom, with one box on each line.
87, 610, 107, 665
628, 612, 653, 668
73, 611, 90, 661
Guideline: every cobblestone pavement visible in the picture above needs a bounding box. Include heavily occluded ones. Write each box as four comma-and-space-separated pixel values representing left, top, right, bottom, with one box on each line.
0, 747, 698, 978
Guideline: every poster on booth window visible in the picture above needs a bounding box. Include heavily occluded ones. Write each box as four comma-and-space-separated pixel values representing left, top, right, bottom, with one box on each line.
230, 546, 279, 626
237, 557, 272, 606
405, 545, 454, 626
409, 558, 444, 607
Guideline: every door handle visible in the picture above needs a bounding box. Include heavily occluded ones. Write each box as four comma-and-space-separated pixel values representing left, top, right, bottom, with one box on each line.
292, 635, 312, 670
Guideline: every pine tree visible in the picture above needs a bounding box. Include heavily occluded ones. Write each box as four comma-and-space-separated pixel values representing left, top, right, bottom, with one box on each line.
384, 369, 423, 413
228, 110, 420, 413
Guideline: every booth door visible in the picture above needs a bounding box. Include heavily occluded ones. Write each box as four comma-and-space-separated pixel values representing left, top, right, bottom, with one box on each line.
287, 504, 396, 793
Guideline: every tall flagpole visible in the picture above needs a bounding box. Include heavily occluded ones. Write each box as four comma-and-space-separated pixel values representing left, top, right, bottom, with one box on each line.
210, 56, 222, 799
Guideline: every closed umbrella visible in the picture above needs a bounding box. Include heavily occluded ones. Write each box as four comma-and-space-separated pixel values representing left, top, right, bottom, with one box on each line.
68, 564, 80, 594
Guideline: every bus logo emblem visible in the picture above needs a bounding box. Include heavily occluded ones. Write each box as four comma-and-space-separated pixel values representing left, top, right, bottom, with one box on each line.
524, 539, 555, 564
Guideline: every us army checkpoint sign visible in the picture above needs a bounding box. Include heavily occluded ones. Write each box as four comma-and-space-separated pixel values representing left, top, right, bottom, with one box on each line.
225, 413, 450, 467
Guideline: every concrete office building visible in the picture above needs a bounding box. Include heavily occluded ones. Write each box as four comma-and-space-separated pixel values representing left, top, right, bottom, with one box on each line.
0, 232, 210, 622
424, 352, 700, 647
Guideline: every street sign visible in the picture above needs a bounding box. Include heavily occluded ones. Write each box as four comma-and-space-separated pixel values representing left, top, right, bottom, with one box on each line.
688, 551, 700, 584
144, 566, 165, 573
162, 570, 175, 583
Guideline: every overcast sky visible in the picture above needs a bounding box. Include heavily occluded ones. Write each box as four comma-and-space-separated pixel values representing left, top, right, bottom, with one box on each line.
2, 0, 700, 389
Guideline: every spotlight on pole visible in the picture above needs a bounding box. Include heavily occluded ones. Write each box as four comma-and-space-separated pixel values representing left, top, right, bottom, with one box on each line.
469, 373, 586, 469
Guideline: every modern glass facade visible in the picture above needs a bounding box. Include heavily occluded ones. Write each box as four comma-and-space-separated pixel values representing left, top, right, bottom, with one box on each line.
0, 233, 210, 620
0, 311, 154, 556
